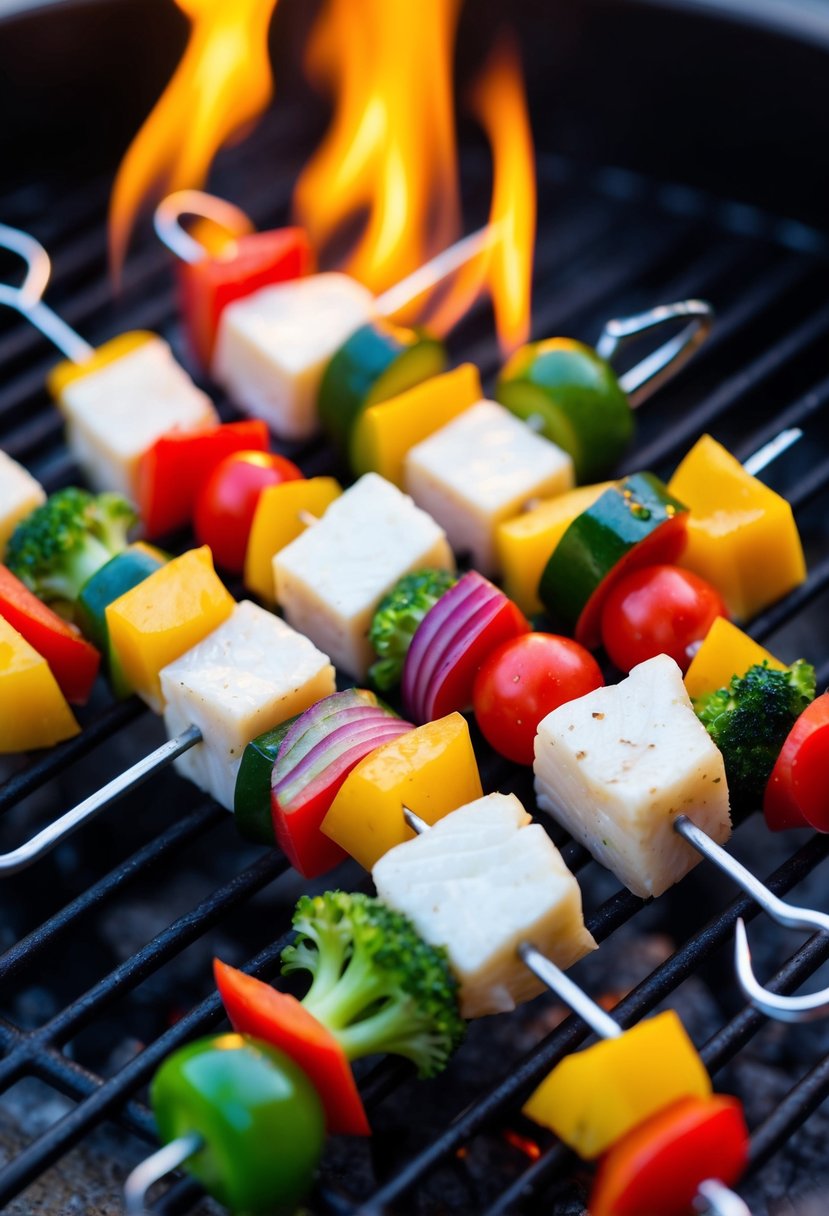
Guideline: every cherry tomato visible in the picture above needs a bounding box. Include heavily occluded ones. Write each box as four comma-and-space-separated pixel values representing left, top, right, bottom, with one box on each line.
195, 450, 303, 572
600, 565, 727, 674
472, 633, 604, 765
764, 692, 829, 832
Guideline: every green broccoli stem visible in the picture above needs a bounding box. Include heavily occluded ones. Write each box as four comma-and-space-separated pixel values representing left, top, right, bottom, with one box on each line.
332, 999, 433, 1064
301, 949, 392, 1032
295, 933, 350, 1007
45, 536, 117, 602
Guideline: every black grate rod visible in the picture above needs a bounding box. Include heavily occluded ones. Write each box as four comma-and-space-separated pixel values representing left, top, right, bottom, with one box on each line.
0, 800, 224, 985
748, 553, 829, 645
748, 1047, 829, 1173
0, 697, 146, 817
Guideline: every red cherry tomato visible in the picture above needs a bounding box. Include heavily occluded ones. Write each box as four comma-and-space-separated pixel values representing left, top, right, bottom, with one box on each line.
600, 565, 727, 674
764, 692, 829, 832
472, 633, 604, 765
195, 450, 303, 572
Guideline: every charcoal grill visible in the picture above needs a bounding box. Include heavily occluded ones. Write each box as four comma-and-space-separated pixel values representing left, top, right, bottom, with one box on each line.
2, 0, 829, 1212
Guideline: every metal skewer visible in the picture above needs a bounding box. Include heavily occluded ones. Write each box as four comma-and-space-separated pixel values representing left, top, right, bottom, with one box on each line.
123, 1130, 203, 1215
0, 223, 93, 363
403, 808, 752, 1216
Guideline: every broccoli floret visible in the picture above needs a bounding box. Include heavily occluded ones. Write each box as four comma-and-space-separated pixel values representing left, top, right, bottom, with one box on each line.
282, 890, 465, 1077
368, 569, 457, 691
694, 659, 816, 811
6, 487, 137, 609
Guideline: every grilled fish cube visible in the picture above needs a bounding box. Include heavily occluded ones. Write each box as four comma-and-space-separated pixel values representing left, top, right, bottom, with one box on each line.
273, 473, 453, 680
213, 273, 375, 440
0, 452, 45, 558
534, 653, 731, 899
404, 400, 574, 575
52, 333, 217, 499
373, 791, 596, 1018
160, 600, 335, 811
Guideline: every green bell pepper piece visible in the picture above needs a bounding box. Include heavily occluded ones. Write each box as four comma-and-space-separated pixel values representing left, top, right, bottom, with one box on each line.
151, 1033, 325, 1215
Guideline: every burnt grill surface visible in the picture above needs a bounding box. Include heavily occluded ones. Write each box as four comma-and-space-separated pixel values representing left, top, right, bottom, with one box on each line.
2, 4, 829, 1214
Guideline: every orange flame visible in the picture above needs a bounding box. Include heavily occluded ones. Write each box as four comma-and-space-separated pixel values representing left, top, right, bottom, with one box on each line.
293, 0, 462, 297
473, 35, 536, 353
108, 0, 276, 275
429, 35, 536, 352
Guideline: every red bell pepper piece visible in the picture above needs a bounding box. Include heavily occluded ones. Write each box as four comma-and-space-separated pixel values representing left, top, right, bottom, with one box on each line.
214, 959, 370, 1137
0, 565, 100, 704
589, 1094, 749, 1216
764, 692, 829, 832
179, 228, 314, 368
137, 419, 269, 538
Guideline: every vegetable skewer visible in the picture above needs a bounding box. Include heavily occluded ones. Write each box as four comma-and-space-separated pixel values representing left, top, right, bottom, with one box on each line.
154, 189, 713, 478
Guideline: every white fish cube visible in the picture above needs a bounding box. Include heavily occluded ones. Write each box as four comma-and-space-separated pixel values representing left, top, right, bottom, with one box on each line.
160, 600, 335, 811
404, 400, 574, 575
213, 273, 375, 440
373, 792, 596, 1018
0, 453, 45, 558
534, 654, 731, 899
56, 335, 217, 499
273, 473, 453, 680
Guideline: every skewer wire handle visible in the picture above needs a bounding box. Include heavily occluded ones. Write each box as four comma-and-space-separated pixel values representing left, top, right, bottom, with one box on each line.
124, 1132, 203, 1214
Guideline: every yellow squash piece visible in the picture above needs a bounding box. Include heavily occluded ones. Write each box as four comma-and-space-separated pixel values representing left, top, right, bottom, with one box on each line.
47, 331, 153, 397
321, 712, 482, 869
350, 363, 482, 484
684, 616, 785, 702
522, 1010, 711, 1159
0, 617, 79, 751
244, 477, 342, 603
668, 433, 806, 621
105, 546, 234, 712
495, 482, 614, 615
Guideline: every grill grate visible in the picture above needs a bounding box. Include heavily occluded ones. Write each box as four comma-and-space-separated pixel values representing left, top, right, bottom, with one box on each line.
1, 100, 829, 1215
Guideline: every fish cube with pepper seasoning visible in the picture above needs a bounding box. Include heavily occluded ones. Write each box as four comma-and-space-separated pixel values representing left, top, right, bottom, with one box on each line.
160, 600, 335, 811
533, 653, 731, 898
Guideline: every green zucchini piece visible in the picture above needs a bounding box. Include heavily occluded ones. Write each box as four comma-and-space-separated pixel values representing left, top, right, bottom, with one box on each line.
318, 319, 447, 453
496, 338, 633, 482
539, 473, 688, 648
77, 542, 168, 695
234, 716, 299, 845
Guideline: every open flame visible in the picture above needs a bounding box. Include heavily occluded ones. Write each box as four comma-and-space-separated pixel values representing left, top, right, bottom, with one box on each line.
108, 1, 536, 352
470, 35, 536, 353
108, 0, 276, 275
293, 0, 462, 296
425, 34, 536, 352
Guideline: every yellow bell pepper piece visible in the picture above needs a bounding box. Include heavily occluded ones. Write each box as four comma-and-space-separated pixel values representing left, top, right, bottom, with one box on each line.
495, 482, 615, 615
244, 477, 342, 603
668, 434, 806, 621
321, 712, 483, 869
523, 1010, 711, 1159
47, 331, 154, 398
0, 617, 79, 751
350, 363, 482, 484
684, 616, 785, 702
105, 546, 234, 712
